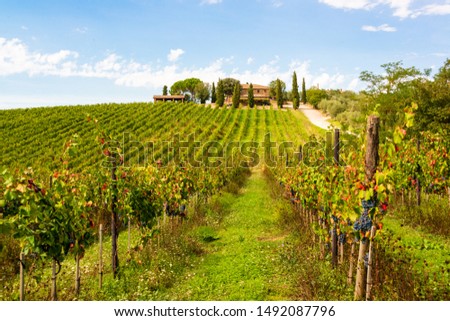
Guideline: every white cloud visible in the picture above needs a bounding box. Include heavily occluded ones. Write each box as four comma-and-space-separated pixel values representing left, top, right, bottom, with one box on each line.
247, 57, 254, 64
0, 37, 361, 95
21, 25, 28, 31
411, 3, 450, 18
167, 48, 185, 62
432, 52, 449, 57
383, 0, 413, 19
200, 0, 222, 5
74, 27, 88, 34
318, 0, 377, 10
319, 0, 450, 19
272, 0, 283, 8
0, 37, 79, 76
347, 78, 360, 91
362, 23, 397, 32
95, 54, 122, 72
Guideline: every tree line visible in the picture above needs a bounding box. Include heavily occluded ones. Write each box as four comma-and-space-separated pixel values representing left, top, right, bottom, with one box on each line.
161, 73, 309, 108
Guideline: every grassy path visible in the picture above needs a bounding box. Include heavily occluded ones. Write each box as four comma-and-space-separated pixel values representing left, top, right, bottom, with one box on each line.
159, 169, 293, 300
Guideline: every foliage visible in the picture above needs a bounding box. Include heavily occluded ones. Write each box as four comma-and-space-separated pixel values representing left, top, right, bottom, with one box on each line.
216, 79, 224, 107
360, 61, 422, 95
359, 61, 428, 135
306, 88, 327, 108
232, 81, 241, 108
221, 78, 239, 97
162, 85, 168, 96
276, 79, 283, 108
195, 82, 210, 104
170, 78, 202, 101
269, 79, 286, 99
248, 83, 255, 108
413, 58, 450, 133
318, 99, 346, 118
292, 72, 299, 110
301, 78, 307, 104
211, 82, 216, 104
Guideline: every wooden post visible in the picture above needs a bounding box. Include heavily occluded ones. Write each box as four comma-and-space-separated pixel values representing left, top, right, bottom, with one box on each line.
99, 224, 103, 289
364, 116, 380, 183
128, 216, 131, 253
331, 226, 338, 268
19, 252, 25, 301
366, 225, 377, 300
51, 259, 57, 301
331, 129, 340, 268
111, 159, 119, 279
157, 217, 161, 248
334, 128, 340, 165
354, 241, 367, 300
75, 254, 80, 295
447, 187, 450, 207
416, 137, 421, 206
326, 131, 332, 166
347, 241, 355, 285
339, 239, 344, 264
354, 115, 379, 300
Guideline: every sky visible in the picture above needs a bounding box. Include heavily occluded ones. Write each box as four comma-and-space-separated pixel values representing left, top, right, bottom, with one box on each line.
0, 0, 449, 108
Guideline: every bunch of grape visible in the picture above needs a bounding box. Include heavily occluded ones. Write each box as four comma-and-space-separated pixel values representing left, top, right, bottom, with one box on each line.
361, 199, 376, 210
338, 233, 346, 244
353, 213, 372, 232
364, 252, 369, 268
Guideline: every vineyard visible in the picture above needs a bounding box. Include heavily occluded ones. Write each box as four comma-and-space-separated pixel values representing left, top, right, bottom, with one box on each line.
1, 102, 449, 301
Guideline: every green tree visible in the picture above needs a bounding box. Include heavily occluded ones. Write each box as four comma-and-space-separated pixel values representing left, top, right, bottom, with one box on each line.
248, 83, 255, 108
232, 81, 241, 108
216, 79, 225, 107
292, 72, 299, 109
306, 88, 327, 108
184, 78, 202, 101
211, 82, 216, 103
276, 79, 283, 108
162, 85, 168, 95
221, 78, 240, 97
301, 77, 307, 104
269, 79, 286, 99
413, 58, 450, 133
169, 78, 202, 101
360, 61, 425, 132
360, 61, 421, 95
170, 80, 185, 95
195, 82, 211, 104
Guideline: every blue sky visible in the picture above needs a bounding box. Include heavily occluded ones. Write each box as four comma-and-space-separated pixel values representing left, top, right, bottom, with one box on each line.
0, 0, 449, 108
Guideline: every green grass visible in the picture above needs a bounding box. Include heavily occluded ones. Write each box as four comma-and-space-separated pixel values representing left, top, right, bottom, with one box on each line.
369, 214, 450, 300
1, 168, 300, 301
156, 169, 294, 300
383, 215, 450, 272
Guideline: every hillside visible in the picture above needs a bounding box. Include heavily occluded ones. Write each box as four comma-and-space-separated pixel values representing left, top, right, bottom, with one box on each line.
1, 102, 449, 302
1, 103, 322, 175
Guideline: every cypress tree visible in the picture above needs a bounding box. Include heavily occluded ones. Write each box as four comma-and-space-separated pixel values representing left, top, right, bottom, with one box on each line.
276, 79, 283, 108
248, 83, 254, 108
301, 77, 307, 104
232, 81, 241, 108
211, 82, 216, 103
216, 79, 224, 107
162, 85, 168, 96
292, 72, 299, 110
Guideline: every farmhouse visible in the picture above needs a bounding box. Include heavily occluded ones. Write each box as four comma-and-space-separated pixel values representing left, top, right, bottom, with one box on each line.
240, 84, 270, 101
153, 95, 185, 103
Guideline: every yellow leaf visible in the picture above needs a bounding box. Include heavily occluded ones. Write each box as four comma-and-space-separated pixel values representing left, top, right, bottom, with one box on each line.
16, 184, 26, 193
